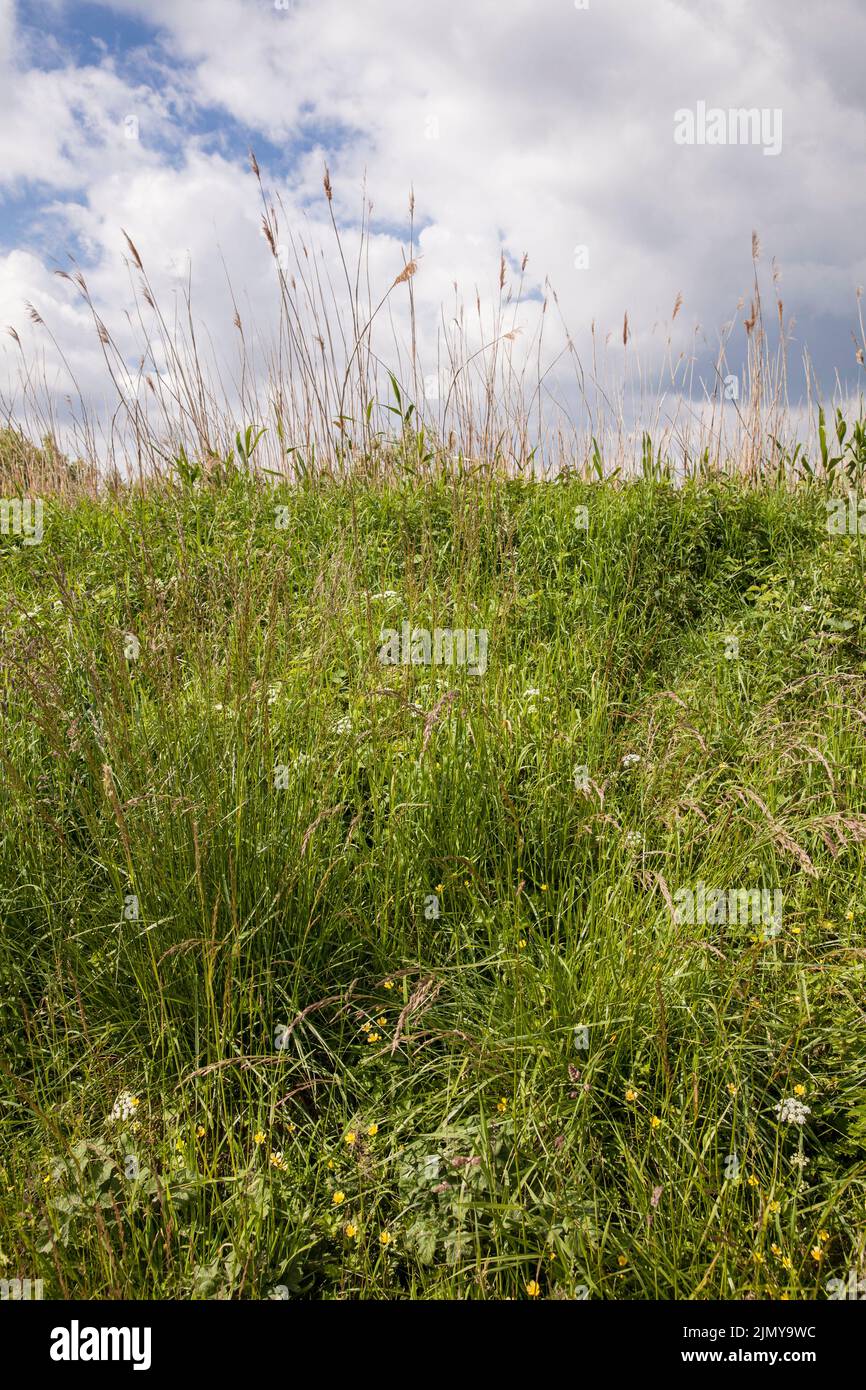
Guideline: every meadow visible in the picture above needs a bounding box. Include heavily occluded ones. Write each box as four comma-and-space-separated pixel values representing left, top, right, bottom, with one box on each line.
2, 438, 866, 1299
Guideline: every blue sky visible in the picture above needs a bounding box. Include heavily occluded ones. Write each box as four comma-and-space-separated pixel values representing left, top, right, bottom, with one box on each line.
1, 0, 864, 459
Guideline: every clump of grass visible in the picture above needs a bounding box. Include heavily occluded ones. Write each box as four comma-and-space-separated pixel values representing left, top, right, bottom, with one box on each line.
1, 471, 865, 1298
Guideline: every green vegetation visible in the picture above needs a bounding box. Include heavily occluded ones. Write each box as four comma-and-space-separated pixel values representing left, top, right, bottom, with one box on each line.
1, 467, 865, 1299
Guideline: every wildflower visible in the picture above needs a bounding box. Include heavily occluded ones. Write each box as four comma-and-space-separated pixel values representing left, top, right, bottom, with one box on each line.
518, 938, 527, 949
793, 1084, 806, 1097
622, 753, 641, 769
767, 1200, 781, 1215
345, 1223, 358, 1239
540, 884, 548, 893
360, 1020, 372, 1033
727, 1083, 738, 1096
376, 1016, 387, 1027
269, 1150, 288, 1171
818, 1230, 830, 1244
383, 979, 394, 990
435, 883, 444, 894
617, 1255, 628, 1268
175, 1139, 184, 1153
109, 1092, 140, 1123
775, 1097, 810, 1125
42, 1173, 52, 1185
196, 1125, 205, 1138
497, 1097, 508, 1114
525, 1279, 541, 1297
367, 1032, 381, 1043
610, 1032, 618, 1042
332, 1191, 345, 1206
326, 1158, 334, 1170
379, 1231, 392, 1246
748, 1175, 759, 1188
334, 715, 352, 735
771, 1243, 782, 1257
781, 1256, 792, 1271
650, 1115, 661, 1129
367, 1123, 379, 1137
753, 1251, 765, 1264
254, 1130, 267, 1145
345, 1131, 357, 1146
625, 1088, 638, 1102
810, 1247, 823, 1262
846, 910, 854, 921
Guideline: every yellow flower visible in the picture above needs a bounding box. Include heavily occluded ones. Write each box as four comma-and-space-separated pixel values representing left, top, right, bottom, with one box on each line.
269, 1150, 287, 1171
790, 926, 801, 935
771, 1243, 782, 1256
781, 1256, 792, 1270
326, 1158, 334, 1169
367, 1123, 379, 1137
793, 1084, 806, 1097
753, 1251, 765, 1264
650, 1115, 661, 1129
818, 1229, 830, 1244
525, 1279, 541, 1297
42, 1173, 52, 1185
810, 1246, 823, 1262
345, 1223, 358, 1239
767, 1200, 781, 1215
610, 1032, 618, 1042
367, 1032, 380, 1043
625, 1088, 638, 1102
846, 910, 854, 921
379, 1231, 392, 1246
129, 1096, 140, 1109
540, 884, 548, 893
361, 1020, 372, 1033
496, 1097, 508, 1113
727, 1083, 738, 1096
175, 1139, 184, 1152
435, 884, 444, 893
617, 1255, 628, 1268
383, 979, 394, 990
254, 1130, 266, 1145
747, 1174, 759, 1188
345, 1131, 357, 1146
196, 1125, 205, 1138
376, 1016, 387, 1027
332, 1191, 346, 1205
780, 1292, 790, 1300
518, 939, 527, 949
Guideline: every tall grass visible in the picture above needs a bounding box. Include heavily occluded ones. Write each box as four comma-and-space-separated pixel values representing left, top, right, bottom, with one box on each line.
2, 469, 866, 1298
2, 157, 863, 491
1, 166, 865, 1301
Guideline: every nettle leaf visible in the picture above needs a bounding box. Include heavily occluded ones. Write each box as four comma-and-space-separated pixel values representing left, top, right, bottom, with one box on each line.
406, 1218, 438, 1265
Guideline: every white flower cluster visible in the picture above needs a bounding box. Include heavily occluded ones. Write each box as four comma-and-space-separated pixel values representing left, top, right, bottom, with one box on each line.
621, 753, 641, 769
109, 1091, 140, 1123
775, 1097, 810, 1125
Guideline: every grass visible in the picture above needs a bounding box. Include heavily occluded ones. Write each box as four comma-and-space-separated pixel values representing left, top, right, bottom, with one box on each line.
1, 464, 865, 1299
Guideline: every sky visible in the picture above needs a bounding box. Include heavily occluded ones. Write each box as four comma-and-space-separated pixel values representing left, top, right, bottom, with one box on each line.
0, 0, 864, 462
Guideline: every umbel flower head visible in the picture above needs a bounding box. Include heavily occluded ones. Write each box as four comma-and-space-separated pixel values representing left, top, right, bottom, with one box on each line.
109, 1091, 140, 1123
775, 1097, 811, 1125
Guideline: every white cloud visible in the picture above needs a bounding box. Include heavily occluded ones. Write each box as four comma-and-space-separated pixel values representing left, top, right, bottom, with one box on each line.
1, 0, 864, 466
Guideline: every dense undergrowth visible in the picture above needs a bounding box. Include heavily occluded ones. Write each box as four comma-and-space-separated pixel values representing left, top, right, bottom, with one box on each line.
1, 469, 865, 1298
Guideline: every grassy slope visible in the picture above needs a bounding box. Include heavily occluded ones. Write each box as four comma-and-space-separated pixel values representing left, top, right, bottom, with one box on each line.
1, 472, 865, 1299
